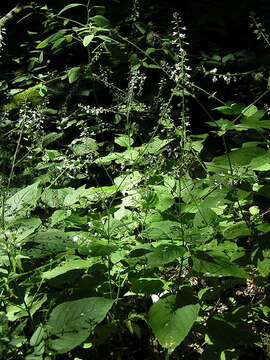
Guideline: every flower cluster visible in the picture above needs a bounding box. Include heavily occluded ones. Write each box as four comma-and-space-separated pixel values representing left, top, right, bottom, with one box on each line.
17, 106, 45, 142
202, 67, 238, 84
128, 69, 146, 97
0, 26, 6, 53
170, 13, 191, 85
249, 12, 270, 48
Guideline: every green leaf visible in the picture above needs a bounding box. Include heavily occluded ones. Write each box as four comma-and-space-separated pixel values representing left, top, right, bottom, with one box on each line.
148, 295, 199, 353
242, 104, 258, 117
223, 222, 251, 239
192, 251, 248, 278
214, 102, 245, 115
142, 221, 181, 241
30, 325, 45, 347
209, 146, 265, 171
96, 35, 118, 43
150, 185, 174, 212
193, 207, 217, 227
114, 171, 142, 191
42, 259, 95, 279
51, 209, 71, 226
5, 182, 40, 217
88, 240, 118, 256
47, 297, 114, 353
27, 230, 76, 258
42, 132, 62, 146
7, 293, 47, 321
130, 278, 164, 295
51, 37, 66, 50
147, 245, 186, 267
249, 152, 270, 171
71, 137, 97, 155
257, 249, 270, 276
134, 22, 146, 34
7, 217, 41, 242
36, 30, 68, 49
67, 66, 81, 83
58, 3, 84, 16
41, 188, 73, 208
91, 15, 110, 28
63, 185, 87, 206
142, 137, 173, 154
145, 48, 156, 56
36, 39, 50, 49
115, 135, 134, 147
95, 153, 118, 165
83, 34, 95, 47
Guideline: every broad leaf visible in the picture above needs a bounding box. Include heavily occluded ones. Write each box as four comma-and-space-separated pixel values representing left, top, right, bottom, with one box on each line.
58, 3, 84, 16
67, 66, 81, 83
42, 259, 95, 279
7, 217, 41, 242
142, 221, 181, 241
91, 15, 110, 28
26, 230, 76, 258
147, 245, 186, 268
192, 250, 248, 278
83, 34, 95, 47
7, 293, 47, 321
115, 135, 134, 147
5, 182, 40, 217
148, 295, 199, 353
47, 297, 114, 353
241, 104, 258, 117
222, 222, 251, 239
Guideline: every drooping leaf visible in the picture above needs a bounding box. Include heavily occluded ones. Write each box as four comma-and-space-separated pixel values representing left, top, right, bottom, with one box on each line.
114, 171, 142, 191
88, 240, 118, 257
63, 185, 86, 206
242, 104, 258, 117
249, 152, 270, 171
146, 245, 186, 267
58, 3, 84, 16
91, 15, 110, 28
71, 137, 97, 156
148, 295, 199, 353
7, 217, 41, 242
257, 249, 270, 276
193, 207, 218, 227
115, 135, 134, 148
41, 188, 73, 208
150, 185, 174, 211
222, 222, 251, 239
208, 146, 265, 171
142, 221, 182, 241
7, 293, 47, 321
142, 137, 173, 154
26, 230, 76, 258
83, 34, 95, 47
47, 297, 114, 353
51, 209, 71, 226
192, 250, 248, 278
42, 132, 62, 146
130, 278, 164, 295
42, 259, 95, 279
30, 325, 45, 347
67, 66, 81, 83
5, 182, 40, 217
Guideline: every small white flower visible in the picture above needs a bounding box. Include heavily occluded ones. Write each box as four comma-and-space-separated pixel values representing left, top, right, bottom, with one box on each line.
71, 235, 78, 242
209, 68, 218, 74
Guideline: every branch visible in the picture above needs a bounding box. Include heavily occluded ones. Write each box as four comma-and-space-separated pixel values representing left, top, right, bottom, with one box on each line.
0, 3, 24, 27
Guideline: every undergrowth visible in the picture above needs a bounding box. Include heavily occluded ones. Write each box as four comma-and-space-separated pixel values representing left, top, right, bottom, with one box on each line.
0, 2, 270, 359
